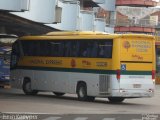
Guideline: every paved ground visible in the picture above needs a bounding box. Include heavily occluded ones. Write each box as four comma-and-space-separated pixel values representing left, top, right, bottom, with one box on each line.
0, 85, 160, 120
1, 113, 159, 120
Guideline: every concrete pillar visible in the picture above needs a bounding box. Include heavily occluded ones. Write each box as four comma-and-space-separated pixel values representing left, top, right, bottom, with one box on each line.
0, 0, 29, 11
109, 11, 116, 27
11, 0, 58, 23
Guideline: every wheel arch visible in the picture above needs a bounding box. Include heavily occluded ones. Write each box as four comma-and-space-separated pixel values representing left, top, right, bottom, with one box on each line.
22, 76, 38, 95
76, 81, 87, 93
23, 77, 31, 85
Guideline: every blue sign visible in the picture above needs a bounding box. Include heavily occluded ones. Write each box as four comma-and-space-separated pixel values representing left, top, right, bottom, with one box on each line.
121, 64, 126, 70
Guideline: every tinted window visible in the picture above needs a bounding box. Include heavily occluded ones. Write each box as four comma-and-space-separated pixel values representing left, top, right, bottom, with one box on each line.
20, 39, 113, 58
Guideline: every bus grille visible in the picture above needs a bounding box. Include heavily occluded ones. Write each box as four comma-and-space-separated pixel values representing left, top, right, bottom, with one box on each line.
99, 75, 110, 95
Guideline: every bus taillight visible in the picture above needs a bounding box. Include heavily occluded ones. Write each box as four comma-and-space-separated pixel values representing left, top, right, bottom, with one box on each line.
152, 70, 155, 80
117, 69, 121, 80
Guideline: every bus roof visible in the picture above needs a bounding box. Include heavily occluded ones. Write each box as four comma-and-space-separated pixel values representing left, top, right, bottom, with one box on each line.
19, 31, 155, 40
46, 31, 110, 36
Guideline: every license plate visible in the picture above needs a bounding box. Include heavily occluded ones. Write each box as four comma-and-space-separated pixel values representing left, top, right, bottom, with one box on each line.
133, 84, 141, 88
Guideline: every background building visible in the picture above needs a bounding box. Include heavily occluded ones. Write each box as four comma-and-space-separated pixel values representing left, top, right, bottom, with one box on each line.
1, 0, 160, 35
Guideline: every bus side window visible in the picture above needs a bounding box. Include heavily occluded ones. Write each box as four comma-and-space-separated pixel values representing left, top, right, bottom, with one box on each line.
46, 41, 52, 56
75, 41, 79, 57
78, 41, 95, 58
59, 41, 64, 57
21, 41, 27, 56
79, 41, 86, 57
64, 41, 71, 57
104, 41, 112, 58
78, 41, 88, 57
71, 41, 78, 57
12, 41, 20, 56
97, 40, 113, 58
86, 43, 92, 57
40, 41, 54, 57
11, 41, 20, 67
97, 41, 104, 58
91, 42, 98, 58
99, 46, 104, 57
64, 41, 78, 57
35, 42, 41, 56
49, 41, 61, 57
23, 41, 35, 56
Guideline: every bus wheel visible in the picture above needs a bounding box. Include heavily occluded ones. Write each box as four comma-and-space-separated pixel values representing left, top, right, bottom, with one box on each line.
23, 80, 38, 95
53, 92, 65, 96
77, 83, 88, 101
87, 96, 95, 102
108, 97, 125, 103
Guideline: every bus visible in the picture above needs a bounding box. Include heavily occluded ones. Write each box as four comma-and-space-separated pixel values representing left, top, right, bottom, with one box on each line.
0, 47, 11, 84
155, 39, 160, 84
0, 34, 17, 87
10, 31, 155, 103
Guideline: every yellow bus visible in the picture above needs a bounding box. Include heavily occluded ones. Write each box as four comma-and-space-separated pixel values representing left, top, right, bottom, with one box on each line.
155, 39, 160, 84
10, 31, 155, 103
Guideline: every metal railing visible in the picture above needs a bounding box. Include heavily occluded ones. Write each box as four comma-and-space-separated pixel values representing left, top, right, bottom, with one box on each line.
115, 18, 158, 28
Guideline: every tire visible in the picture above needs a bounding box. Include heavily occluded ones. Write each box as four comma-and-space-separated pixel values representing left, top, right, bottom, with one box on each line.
53, 92, 65, 96
77, 83, 90, 101
87, 96, 95, 102
23, 80, 38, 95
108, 97, 125, 103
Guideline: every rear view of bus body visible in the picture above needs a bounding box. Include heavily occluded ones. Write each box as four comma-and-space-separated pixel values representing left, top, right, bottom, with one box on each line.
10, 32, 155, 103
